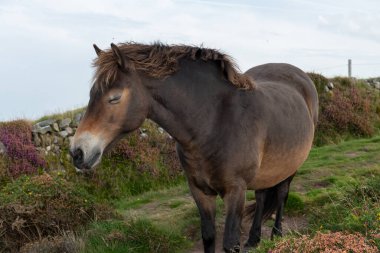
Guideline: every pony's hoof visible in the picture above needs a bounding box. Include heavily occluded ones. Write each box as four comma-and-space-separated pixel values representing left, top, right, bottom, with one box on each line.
224, 244, 240, 253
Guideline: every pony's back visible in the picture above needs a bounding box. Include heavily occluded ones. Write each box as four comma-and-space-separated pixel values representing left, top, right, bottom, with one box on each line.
245, 63, 318, 126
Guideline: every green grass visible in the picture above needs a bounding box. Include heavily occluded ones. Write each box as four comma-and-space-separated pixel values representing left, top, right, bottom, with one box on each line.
293, 136, 380, 193
285, 192, 305, 215
115, 184, 190, 211
81, 218, 191, 253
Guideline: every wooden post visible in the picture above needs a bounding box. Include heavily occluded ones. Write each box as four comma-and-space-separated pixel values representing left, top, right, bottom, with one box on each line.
348, 59, 352, 78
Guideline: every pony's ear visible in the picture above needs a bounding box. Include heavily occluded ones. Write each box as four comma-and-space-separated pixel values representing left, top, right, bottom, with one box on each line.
110, 43, 126, 70
93, 44, 103, 56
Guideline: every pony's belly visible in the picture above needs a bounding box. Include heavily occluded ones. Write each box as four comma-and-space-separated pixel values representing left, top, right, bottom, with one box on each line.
248, 141, 312, 190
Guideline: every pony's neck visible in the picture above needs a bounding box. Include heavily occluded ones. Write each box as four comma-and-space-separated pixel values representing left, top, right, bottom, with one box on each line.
145, 59, 236, 146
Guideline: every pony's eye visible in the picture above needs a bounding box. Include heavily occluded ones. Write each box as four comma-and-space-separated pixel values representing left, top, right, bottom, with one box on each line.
108, 95, 121, 104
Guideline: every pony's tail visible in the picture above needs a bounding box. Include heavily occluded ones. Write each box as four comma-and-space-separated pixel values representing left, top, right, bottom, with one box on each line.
244, 186, 278, 222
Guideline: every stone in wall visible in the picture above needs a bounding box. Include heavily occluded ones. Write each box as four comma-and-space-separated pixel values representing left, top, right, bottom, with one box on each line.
59, 118, 72, 129
72, 113, 84, 127
52, 123, 60, 132
0, 141, 7, 155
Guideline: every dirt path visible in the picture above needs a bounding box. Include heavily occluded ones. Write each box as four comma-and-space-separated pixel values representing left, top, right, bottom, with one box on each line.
188, 215, 308, 253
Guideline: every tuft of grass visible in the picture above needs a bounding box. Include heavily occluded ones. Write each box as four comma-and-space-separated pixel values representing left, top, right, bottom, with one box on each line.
169, 200, 185, 209
34, 107, 85, 123
285, 192, 305, 215
308, 177, 380, 235
19, 232, 84, 253
81, 218, 191, 253
115, 184, 202, 245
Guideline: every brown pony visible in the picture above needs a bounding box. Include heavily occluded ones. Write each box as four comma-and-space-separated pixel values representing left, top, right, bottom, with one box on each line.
70, 42, 318, 253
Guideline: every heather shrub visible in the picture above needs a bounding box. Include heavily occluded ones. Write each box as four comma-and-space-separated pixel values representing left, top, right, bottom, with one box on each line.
308, 74, 380, 146
0, 120, 45, 178
108, 121, 180, 177
0, 174, 97, 252
308, 72, 329, 94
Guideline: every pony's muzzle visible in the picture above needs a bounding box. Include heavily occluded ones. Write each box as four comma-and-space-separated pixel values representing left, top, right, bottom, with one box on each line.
70, 146, 102, 170
70, 131, 105, 171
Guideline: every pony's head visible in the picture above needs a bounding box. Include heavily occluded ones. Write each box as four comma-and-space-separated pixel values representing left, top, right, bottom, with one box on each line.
70, 44, 149, 171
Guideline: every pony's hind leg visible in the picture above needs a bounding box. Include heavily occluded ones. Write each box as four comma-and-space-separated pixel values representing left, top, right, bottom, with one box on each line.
222, 185, 246, 253
188, 181, 217, 253
271, 174, 295, 239
244, 189, 267, 249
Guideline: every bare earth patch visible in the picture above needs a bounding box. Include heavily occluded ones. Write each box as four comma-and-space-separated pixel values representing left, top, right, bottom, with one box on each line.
345, 151, 360, 158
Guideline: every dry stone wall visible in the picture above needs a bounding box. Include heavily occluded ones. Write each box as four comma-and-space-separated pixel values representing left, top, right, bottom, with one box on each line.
31, 112, 84, 156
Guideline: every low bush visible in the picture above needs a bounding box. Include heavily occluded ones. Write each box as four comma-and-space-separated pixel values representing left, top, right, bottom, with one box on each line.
308, 73, 380, 146
0, 174, 98, 252
308, 72, 329, 94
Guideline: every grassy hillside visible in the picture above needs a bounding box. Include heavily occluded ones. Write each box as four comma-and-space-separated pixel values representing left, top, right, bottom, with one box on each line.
5, 131, 379, 252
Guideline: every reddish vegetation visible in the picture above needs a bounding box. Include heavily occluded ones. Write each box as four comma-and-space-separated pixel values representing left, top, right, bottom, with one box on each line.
0, 120, 45, 177
107, 129, 180, 177
271, 232, 378, 253
320, 87, 373, 137
308, 73, 380, 145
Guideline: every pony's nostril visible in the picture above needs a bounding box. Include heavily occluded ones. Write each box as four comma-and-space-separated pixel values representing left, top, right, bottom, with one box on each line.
72, 148, 84, 165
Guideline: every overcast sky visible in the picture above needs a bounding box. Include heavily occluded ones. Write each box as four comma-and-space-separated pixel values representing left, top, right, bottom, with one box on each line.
1, 0, 379, 121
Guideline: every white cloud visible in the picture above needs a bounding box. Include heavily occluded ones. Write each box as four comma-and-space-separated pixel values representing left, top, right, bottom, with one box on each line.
318, 12, 380, 43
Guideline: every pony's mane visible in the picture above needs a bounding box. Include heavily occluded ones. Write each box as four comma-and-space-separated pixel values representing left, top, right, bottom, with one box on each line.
92, 42, 255, 92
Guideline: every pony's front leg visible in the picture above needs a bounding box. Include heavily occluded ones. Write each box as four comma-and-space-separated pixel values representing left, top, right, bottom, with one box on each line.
223, 185, 246, 253
189, 181, 217, 253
